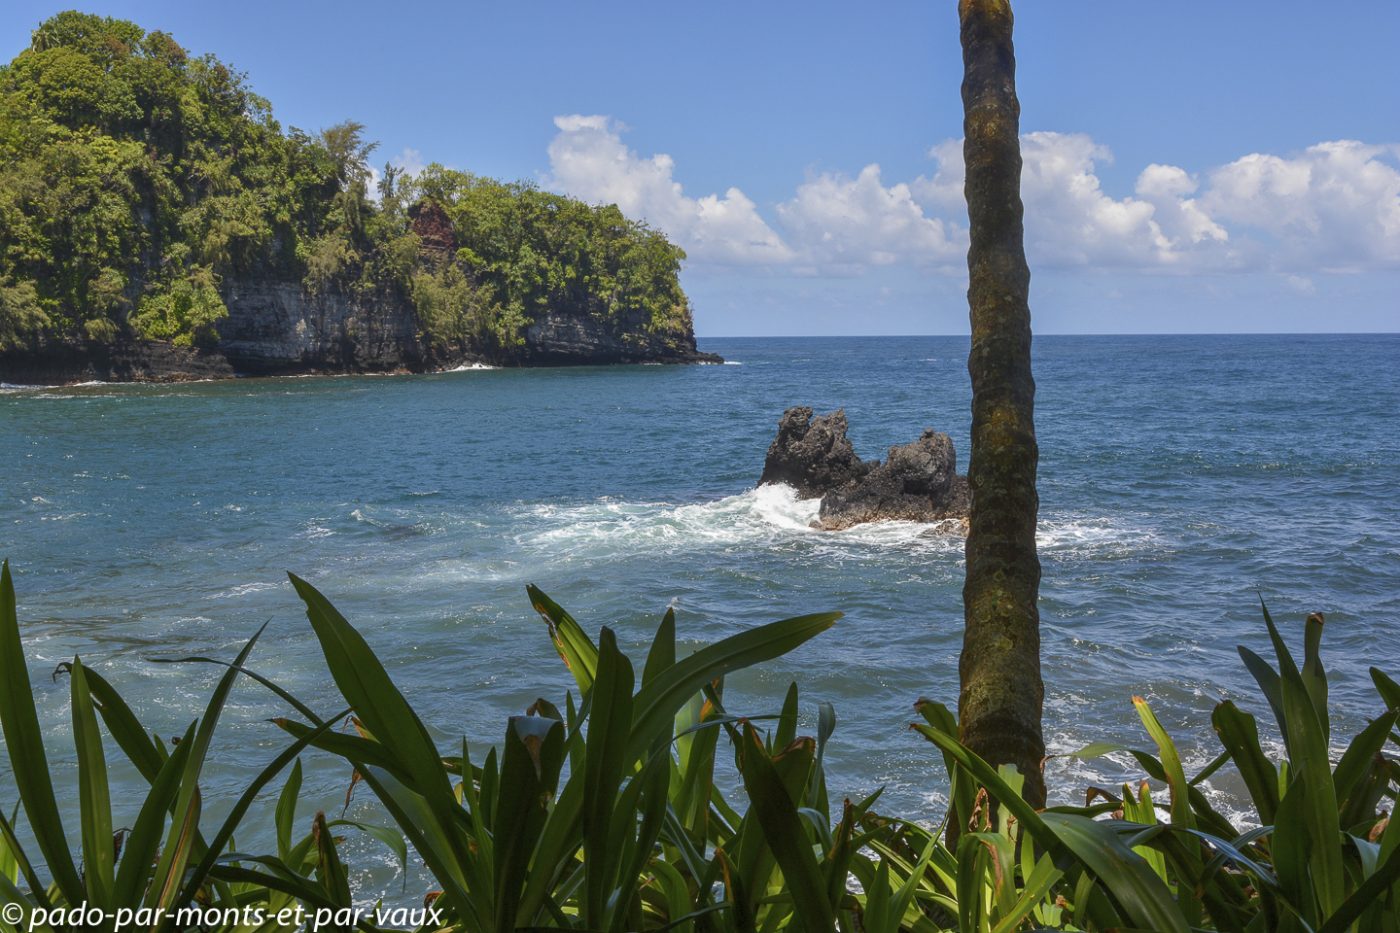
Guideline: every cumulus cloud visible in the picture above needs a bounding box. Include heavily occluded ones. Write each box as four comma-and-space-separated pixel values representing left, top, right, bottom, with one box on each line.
914, 133, 1232, 270
545, 115, 791, 264
543, 114, 1400, 278
1202, 140, 1400, 270
776, 164, 963, 273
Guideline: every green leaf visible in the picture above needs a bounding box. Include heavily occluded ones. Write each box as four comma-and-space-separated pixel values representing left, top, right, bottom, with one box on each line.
1371, 667, 1400, 712
112, 727, 192, 908
495, 714, 565, 931
528, 584, 598, 695
911, 723, 1061, 858
175, 706, 352, 909
1211, 700, 1279, 824
69, 658, 115, 909
0, 561, 86, 905
276, 759, 303, 861
1132, 696, 1193, 830
991, 852, 1063, 933
1039, 813, 1190, 933
289, 574, 455, 805
737, 724, 836, 933
1317, 841, 1400, 933
642, 607, 677, 688
313, 811, 351, 906
582, 627, 635, 930
628, 611, 838, 764
82, 667, 164, 782
1333, 709, 1398, 820
1279, 645, 1345, 916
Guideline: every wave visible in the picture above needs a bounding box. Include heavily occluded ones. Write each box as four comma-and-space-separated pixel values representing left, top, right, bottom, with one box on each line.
445, 362, 497, 372
514, 484, 1154, 562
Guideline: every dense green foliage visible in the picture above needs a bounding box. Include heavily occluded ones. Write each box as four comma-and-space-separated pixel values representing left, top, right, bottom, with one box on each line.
2, 558, 1397, 931
0, 12, 692, 353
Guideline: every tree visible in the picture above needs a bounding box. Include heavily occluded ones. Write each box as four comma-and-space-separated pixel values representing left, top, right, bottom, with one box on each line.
319, 120, 378, 235
955, 0, 1048, 812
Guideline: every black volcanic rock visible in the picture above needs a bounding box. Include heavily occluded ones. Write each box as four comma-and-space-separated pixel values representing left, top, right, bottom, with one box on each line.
758, 407, 971, 531
817, 430, 959, 530
758, 407, 870, 498
0, 276, 721, 384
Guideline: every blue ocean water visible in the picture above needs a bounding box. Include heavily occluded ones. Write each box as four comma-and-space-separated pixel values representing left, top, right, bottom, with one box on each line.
2, 334, 1399, 884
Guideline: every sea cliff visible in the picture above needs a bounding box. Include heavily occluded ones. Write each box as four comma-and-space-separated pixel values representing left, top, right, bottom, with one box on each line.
0, 275, 718, 384
0, 13, 717, 384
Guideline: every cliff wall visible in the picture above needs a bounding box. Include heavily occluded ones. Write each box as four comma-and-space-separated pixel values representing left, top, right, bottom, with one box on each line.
0, 277, 718, 384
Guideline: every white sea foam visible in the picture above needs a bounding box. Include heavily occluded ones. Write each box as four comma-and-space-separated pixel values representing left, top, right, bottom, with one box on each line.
517, 484, 1155, 562
212, 580, 281, 599
521, 484, 954, 559
445, 362, 497, 372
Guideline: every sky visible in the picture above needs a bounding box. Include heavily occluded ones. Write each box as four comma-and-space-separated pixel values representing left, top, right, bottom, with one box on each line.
3, 1, 1398, 336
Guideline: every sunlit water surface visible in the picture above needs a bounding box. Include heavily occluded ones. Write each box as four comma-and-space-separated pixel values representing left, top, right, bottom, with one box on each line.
3, 334, 1398, 898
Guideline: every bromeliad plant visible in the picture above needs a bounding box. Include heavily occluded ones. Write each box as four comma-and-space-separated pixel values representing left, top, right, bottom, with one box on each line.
4, 553, 1399, 932
896, 604, 1400, 933
0, 561, 389, 933
272, 575, 858, 932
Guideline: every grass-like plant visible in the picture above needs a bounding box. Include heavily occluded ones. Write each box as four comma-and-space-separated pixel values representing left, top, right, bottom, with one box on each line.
3, 555, 1398, 932
0, 561, 384, 933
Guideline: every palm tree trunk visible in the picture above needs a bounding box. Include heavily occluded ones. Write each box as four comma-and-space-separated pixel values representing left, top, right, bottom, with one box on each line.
956, 0, 1047, 811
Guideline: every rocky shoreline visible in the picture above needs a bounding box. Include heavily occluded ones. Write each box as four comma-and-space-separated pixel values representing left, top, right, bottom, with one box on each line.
759, 407, 971, 532
0, 289, 721, 386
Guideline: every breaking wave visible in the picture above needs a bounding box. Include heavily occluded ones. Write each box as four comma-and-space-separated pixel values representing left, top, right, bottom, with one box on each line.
514, 484, 1156, 562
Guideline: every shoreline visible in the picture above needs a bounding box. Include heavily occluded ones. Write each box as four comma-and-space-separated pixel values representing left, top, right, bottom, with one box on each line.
0, 339, 723, 388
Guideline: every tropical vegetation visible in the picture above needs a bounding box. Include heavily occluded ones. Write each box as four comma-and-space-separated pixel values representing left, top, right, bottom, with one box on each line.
0, 12, 694, 354
2, 560, 1397, 931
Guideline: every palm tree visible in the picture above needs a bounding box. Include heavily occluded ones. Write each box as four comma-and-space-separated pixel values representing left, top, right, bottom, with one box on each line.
955, 0, 1047, 812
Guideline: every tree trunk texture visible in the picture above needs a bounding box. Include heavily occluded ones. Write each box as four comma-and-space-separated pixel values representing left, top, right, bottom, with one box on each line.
956, 0, 1047, 812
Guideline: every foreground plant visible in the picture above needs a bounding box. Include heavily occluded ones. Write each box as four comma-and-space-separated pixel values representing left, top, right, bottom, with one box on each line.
4, 558, 1398, 932
904, 604, 1400, 933
0, 561, 386, 933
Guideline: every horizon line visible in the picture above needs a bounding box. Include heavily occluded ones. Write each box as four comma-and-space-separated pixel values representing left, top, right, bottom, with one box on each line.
696, 331, 1400, 339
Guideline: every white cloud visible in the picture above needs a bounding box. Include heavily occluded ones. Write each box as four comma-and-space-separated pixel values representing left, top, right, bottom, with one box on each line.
775, 164, 963, 274
366, 147, 433, 203
1201, 141, 1400, 271
545, 115, 792, 264
915, 133, 1231, 270
541, 115, 1400, 278
391, 147, 428, 178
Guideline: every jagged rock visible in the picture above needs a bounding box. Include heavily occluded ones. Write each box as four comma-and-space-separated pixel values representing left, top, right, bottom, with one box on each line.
758, 407, 971, 531
758, 407, 870, 498
816, 430, 961, 530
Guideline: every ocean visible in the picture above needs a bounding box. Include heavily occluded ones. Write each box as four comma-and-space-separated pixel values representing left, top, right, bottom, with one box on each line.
3, 334, 1398, 886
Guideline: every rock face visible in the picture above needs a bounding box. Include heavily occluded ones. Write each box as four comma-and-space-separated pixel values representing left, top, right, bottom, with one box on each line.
0, 340, 235, 384
0, 275, 720, 384
218, 278, 428, 376
758, 407, 971, 531
408, 201, 456, 260
758, 407, 870, 498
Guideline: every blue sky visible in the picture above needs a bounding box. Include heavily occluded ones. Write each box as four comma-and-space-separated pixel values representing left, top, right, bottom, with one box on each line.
4, 1, 1398, 335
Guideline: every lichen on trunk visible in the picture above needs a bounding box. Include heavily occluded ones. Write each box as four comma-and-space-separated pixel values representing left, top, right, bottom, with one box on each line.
955, 0, 1048, 814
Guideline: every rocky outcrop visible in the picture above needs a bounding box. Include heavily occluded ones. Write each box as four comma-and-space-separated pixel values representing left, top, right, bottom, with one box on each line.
217, 278, 430, 376
408, 201, 456, 260
0, 339, 235, 384
817, 431, 967, 530
1, 276, 719, 385
517, 307, 720, 366
759, 407, 971, 531
758, 407, 870, 497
